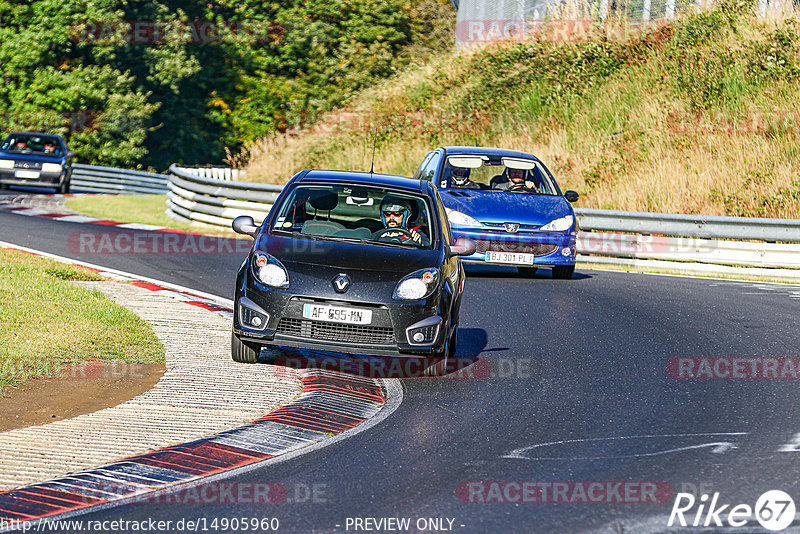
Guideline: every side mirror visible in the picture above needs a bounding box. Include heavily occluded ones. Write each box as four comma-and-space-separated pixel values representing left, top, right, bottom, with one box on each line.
448, 237, 476, 257
564, 190, 579, 203
66, 151, 76, 158
232, 215, 259, 237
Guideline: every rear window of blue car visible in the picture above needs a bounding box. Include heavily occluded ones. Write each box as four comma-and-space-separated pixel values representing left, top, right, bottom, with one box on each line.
270, 184, 436, 249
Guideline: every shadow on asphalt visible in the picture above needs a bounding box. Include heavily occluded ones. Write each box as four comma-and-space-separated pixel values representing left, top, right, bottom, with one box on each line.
254, 327, 492, 379
464, 264, 591, 280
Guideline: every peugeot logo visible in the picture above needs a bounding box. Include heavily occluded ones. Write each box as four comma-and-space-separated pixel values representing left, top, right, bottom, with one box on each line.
333, 273, 350, 293
504, 222, 520, 233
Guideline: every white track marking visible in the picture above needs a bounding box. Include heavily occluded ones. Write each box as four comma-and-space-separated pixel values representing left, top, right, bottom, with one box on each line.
503, 433, 748, 460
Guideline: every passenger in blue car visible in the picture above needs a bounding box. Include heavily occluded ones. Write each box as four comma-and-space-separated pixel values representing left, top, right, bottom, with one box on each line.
450, 166, 481, 190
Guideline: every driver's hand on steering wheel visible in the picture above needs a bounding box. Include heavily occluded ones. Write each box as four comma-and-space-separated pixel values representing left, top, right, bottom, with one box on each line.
409, 228, 422, 244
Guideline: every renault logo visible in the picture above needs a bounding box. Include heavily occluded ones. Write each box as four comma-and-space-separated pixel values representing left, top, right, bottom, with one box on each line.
504, 222, 520, 233
333, 273, 350, 293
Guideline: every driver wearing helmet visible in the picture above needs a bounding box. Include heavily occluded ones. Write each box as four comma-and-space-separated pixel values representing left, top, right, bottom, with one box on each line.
450, 166, 480, 190
374, 195, 427, 245
494, 168, 537, 191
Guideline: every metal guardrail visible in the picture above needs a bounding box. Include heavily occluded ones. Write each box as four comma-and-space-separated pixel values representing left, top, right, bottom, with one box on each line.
164, 166, 800, 272
576, 231, 800, 269
173, 166, 247, 181
71, 163, 168, 194
166, 165, 280, 227
575, 208, 800, 243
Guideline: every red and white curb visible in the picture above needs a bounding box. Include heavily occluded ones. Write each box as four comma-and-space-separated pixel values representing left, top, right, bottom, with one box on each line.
0, 195, 180, 234
0, 372, 398, 526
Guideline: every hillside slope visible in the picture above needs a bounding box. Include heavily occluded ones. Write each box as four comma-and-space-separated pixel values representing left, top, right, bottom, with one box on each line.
242, 1, 800, 218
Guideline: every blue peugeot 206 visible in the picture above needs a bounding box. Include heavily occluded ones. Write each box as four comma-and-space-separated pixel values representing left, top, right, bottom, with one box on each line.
413, 146, 579, 279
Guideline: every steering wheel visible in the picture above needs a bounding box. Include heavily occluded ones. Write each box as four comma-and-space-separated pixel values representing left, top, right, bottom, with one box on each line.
374, 227, 415, 244
509, 183, 535, 193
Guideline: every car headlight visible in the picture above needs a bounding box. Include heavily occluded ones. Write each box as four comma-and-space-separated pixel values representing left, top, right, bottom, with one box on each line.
251, 252, 289, 288
445, 208, 482, 228
540, 215, 574, 231
393, 268, 439, 301
0, 159, 13, 169
41, 163, 62, 173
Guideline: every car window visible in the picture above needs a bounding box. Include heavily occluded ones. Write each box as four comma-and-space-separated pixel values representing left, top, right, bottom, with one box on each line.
412, 152, 434, 180
431, 186, 453, 245
271, 184, 436, 249
0, 134, 64, 156
441, 154, 559, 195
419, 150, 442, 183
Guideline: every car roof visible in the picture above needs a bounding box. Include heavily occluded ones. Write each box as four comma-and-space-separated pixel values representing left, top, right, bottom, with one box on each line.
440, 146, 540, 160
299, 169, 426, 193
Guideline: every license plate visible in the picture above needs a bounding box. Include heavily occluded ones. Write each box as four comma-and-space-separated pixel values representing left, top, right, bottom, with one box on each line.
302, 304, 372, 325
15, 170, 40, 179
486, 251, 534, 265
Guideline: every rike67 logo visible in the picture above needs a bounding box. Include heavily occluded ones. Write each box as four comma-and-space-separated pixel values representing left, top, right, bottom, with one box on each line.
668, 490, 796, 531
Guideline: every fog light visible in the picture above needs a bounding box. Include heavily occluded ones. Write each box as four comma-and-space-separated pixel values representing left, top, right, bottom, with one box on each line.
562, 247, 572, 256
239, 298, 269, 331
407, 324, 438, 345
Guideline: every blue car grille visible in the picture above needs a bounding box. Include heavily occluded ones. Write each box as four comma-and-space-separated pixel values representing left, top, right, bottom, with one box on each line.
474, 239, 558, 256
277, 318, 395, 344
13, 161, 42, 170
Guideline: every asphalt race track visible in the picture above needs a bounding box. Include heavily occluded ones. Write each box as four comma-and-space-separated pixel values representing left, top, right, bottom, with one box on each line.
3, 205, 800, 533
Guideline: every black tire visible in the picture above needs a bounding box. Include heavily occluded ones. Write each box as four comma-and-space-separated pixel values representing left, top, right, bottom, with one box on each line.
231, 332, 261, 363
423, 324, 457, 377
552, 265, 575, 279
56, 173, 70, 194
517, 266, 538, 276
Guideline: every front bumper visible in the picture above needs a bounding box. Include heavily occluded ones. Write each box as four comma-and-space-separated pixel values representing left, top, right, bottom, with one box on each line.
0, 169, 65, 187
453, 228, 577, 266
233, 273, 451, 358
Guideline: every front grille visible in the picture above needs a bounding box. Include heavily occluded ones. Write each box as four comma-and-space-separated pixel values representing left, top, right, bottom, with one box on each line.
474, 239, 558, 256
14, 161, 42, 170
277, 318, 394, 344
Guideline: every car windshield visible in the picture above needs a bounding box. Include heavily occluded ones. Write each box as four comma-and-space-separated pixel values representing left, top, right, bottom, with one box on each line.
0, 134, 63, 156
440, 155, 559, 195
271, 183, 435, 249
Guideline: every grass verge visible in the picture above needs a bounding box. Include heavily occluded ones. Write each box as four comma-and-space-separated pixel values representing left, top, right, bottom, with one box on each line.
65, 194, 241, 237
0, 248, 166, 395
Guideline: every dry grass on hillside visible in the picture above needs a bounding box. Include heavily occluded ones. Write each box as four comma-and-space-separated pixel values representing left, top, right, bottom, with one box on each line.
240, 5, 800, 218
